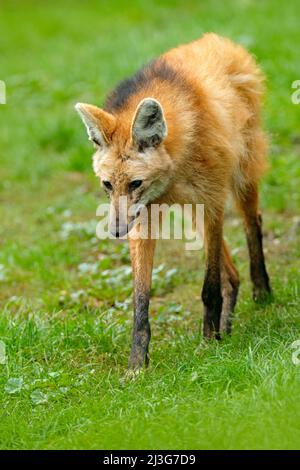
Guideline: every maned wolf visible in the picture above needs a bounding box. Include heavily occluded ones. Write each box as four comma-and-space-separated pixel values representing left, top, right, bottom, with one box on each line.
75, 33, 271, 370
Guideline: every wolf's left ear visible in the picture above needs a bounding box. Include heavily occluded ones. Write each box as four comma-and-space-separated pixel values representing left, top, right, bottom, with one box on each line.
131, 98, 167, 151
75, 103, 116, 147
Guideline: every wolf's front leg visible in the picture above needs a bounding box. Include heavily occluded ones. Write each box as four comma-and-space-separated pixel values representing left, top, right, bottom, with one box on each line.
128, 237, 156, 370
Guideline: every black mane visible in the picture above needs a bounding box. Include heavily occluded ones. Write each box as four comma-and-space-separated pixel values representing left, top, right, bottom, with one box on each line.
104, 59, 180, 112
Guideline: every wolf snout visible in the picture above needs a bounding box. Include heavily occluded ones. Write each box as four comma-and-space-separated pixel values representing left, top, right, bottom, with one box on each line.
109, 213, 140, 238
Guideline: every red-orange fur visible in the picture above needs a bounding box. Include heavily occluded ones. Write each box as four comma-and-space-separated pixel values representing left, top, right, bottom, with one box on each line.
93, 34, 267, 216
76, 33, 271, 369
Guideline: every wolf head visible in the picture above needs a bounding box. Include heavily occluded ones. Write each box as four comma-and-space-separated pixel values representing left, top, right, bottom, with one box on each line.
75, 98, 173, 237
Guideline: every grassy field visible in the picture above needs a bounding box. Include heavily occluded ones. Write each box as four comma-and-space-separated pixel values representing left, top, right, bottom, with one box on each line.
0, 0, 300, 450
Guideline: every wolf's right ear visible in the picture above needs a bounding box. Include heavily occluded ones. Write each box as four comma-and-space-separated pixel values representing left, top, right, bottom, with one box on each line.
75, 103, 116, 147
131, 98, 167, 151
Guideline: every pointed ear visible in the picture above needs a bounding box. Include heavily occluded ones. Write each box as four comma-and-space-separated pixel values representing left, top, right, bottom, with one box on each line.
131, 98, 167, 151
75, 103, 116, 147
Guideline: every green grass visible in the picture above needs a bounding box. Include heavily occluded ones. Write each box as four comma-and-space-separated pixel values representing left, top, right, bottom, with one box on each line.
0, 0, 300, 450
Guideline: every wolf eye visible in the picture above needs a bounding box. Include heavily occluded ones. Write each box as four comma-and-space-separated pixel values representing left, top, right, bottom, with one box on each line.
103, 181, 113, 191
129, 180, 143, 191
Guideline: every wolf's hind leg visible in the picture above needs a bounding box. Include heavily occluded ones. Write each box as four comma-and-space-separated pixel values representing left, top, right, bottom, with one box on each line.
220, 240, 240, 334
234, 184, 271, 301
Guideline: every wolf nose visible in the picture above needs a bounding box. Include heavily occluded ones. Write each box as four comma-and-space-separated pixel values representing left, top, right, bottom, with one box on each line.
115, 231, 120, 238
